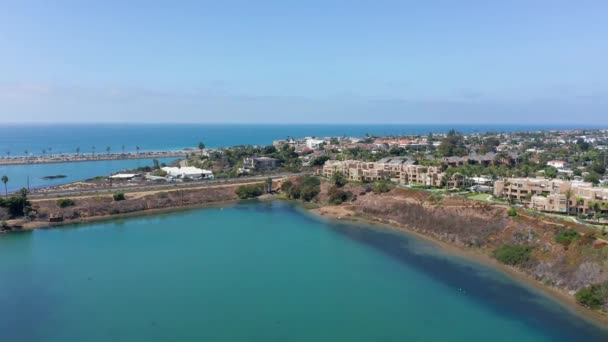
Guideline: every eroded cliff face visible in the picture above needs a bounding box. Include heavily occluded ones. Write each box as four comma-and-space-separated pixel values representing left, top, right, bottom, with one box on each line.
316, 183, 608, 310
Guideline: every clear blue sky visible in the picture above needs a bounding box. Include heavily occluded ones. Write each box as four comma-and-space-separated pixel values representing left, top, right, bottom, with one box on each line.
1, 0, 606, 124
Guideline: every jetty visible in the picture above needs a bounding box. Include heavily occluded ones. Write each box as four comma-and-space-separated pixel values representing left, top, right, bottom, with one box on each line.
0, 150, 189, 166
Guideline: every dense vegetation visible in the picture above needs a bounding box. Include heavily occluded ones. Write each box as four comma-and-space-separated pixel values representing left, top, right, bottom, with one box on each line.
373, 181, 392, 194
330, 171, 347, 187
0, 188, 32, 219
493, 244, 533, 265
328, 186, 352, 205
113, 192, 126, 201
280, 176, 321, 202
575, 282, 608, 309
235, 184, 265, 199
554, 229, 580, 247
57, 198, 75, 208
188, 143, 302, 177
438, 129, 468, 157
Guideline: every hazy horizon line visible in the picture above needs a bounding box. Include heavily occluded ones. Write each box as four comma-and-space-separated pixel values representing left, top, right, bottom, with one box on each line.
1, 122, 607, 127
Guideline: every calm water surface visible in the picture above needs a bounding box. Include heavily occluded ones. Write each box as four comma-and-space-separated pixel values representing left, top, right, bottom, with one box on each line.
0, 157, 178, 192
0, 201, 607, 341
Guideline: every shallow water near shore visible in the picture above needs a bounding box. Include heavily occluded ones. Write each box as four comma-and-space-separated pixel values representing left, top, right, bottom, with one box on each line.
0, 157, 178, 192
1, 201, 607, 341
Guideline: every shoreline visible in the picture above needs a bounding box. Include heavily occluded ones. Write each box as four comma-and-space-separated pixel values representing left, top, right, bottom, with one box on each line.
308, 205, 608, 329
12, 199, 243, 232
0, 151, 188, 166
3, 192, 608, 329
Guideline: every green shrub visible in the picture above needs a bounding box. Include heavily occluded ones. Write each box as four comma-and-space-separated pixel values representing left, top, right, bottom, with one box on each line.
328, 186, 352, 205
310, 155, 330, 166
373, 181, 391, 194
507, 208, 517, 217
299, 176, 321, 201
280, 180, 293, 193
235, 184, 264, 199
575, 282, 608, 309
57, 198, 75, 208
281, 176, 321, 202
0, 189, 31, 218
113, 192, 126, 201
331, 172, 347, 187
554, 229, 580, 247
493, 244, 533, 265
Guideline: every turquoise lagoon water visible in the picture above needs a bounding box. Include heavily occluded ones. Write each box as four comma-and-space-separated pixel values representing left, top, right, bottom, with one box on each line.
1, 201, 606, 341
0, 157, 178, 193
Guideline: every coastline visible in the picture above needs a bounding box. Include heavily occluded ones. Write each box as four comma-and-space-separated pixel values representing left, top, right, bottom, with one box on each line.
308, 204, 608, 329
3, 187, 608, 329
0, 151, 188, 166
15, 199, 242, 231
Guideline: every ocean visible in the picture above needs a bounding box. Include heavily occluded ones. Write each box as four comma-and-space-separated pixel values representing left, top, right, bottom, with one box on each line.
0, 201, 606, 341
4, 123, 600, 192
1, 123, 604, 156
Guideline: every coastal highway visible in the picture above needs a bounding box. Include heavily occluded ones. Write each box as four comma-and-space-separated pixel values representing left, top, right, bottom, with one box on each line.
27, 172, 312, 199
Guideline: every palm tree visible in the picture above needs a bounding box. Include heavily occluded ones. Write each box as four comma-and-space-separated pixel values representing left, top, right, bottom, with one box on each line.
1, 175, 8, 198
136, 146, 140, 155
106, 146, 111, 155
42, 149, 46, 156
92, 146, 96, 156
564, 187, 573, 216
121, 145, 125, 154
48, 147, 52, 157
198, 142, 205, 156
24, 150, 28, 156
6, 151, 10, 158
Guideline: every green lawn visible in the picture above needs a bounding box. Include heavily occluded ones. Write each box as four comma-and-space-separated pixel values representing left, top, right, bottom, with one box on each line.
467, 193, 491, 201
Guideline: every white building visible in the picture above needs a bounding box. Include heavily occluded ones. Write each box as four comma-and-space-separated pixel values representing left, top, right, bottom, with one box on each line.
161, 166, 214, 179
547, 160, 567, 169
110, 173, 141, 180
305, 138, 325, 149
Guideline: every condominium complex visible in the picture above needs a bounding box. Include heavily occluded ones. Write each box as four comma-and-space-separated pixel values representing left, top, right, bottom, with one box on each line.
494, 178, 608, 215
321, 158, 445, 187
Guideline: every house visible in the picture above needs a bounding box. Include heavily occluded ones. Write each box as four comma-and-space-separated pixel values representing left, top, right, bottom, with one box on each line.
243, 157, 278, 171
161, 166, 214, 179
547, 160, 567, 169
305, 138, 325, 149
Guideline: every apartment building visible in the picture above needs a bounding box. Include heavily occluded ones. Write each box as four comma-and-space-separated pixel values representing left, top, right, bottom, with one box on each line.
494, 178, 608, 215
322, 160, 444, 186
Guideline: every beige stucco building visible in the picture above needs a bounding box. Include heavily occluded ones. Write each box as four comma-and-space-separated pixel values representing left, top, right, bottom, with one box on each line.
322, 160, 444, 187
494, 178, 608, 215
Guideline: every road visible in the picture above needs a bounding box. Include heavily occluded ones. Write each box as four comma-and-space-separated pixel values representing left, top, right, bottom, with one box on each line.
27, 172, 311, 199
